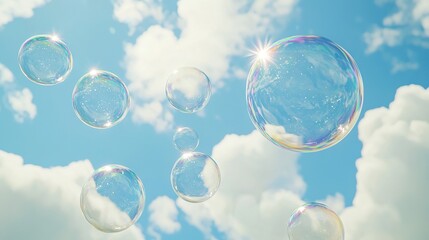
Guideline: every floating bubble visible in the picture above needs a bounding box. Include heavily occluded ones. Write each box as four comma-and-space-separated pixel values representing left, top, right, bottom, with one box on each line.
247, 36, 363, 152
80, 165, 145, 233
171, 152, 220, 203
18, 34, 73, 85
173, 127, 199, 153
165, 67, 211, 113
72, 70, 130, 129
288, 202, 344, 240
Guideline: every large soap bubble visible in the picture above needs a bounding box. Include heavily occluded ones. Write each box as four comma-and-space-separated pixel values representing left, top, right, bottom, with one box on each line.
18, 34, 73, 85
173, 127, 199, 153
72, 70, 130, 129
80, 164, 145, 233
288, 202, 344, 240
247, 36, 363, 152
165, 67, 211, 113
171, 152, 220, 203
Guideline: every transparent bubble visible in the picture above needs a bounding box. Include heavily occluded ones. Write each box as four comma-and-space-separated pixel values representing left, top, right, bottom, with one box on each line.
288, 202, 344, 240
247, 36, 363, 152
18, 35, 73, 85
171, 152, 220, 203
72, 70, 130, 129
165, 67, 211, 113
173, 127, 199, 153
80, 165, 145, 233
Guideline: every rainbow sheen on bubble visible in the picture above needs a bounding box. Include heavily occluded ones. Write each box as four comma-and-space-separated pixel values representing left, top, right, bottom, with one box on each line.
165, 67, 211, 113
171, 152, 220, 203
18, 35, 72, 85
80, 165, 145, 233
288, 202, 344, 240
247, 36, 363, 152
72, 70, 130, 129
173, 127, 199, 153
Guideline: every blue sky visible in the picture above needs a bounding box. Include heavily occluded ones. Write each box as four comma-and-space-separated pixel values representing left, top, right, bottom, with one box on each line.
0, 0, 428, 239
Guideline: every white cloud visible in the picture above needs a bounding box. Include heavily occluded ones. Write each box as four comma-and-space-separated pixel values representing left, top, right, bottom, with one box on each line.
0, 63, 13, 84
148, 196, 181, 239
177, 130, 306, 240
120, 0, 298, 131
0, 0, 50, 28
113, 0, 163, 35
0, 150, 145, 240
7, 88, 37, 122
364, 0, 429, 52
341, 84, 429, 240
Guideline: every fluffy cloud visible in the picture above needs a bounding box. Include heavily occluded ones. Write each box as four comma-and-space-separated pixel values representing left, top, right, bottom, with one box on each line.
341, 84, 429, 240
0, 150, 145, 240
177, 130, 307, 240
0, 63, 37, 122
7, 88, 37, 122
0, 0, 50, 28
171, 84, 429, 240
113, 0, 163, 35
120, 0, 298, 131
148, 196, 181, 239
364, 0, 429, 52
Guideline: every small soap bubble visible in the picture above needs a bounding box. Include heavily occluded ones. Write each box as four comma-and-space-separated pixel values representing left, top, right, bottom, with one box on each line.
247, 36, 363, 152
288, 202, 344, 240
171, 152, 220, 203
18, 34, 72, 85
173, 127, 199, 153
165, 67, 211, 113
80, 165, 145, 233
72, 70, 130, 129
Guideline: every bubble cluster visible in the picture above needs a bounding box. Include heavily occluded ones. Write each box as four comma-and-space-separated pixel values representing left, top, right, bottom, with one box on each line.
173, 127, 199, 153
80, 165, 145, 233
247, 35, 363, 152
288, 202, 344, 240
171, 152, 220, 203
72, 70, 130, 129
18, 35, 73, 85
165, 67, 211, 113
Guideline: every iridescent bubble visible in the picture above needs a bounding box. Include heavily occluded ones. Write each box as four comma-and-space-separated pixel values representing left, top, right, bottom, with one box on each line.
288, 202, 344, 240
165, 67, 211, 113
80, 165, 145, 233
173, 127, 199, 153
72, 70, 130, 129
18, 35, 73, 85
247, 36, 363, 152
171, 152, 220, 203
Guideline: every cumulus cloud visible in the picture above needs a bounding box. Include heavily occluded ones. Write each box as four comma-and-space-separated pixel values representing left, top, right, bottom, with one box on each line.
0, 63, 37, 122
148, 196, 181, 239
7, 88, 37, 122
177, 130, 306, 240
113, 0, 163, 35
171, 84, 429, 240
0, 63, 13, 84
120, 0, 298, 131
0, 150, 145, 240
341, 84, 429, 240
0, 0, 50, 28
364, 0, 429, 52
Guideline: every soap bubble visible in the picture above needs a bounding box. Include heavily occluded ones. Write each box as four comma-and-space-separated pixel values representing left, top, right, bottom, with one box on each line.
80, 165, 145, 233
173, 127, 199, 152
288, 202, 344, 240
171, 152, 220, 203
247, 36, 363, 152
18, 34, 72, 85
165, 67, 211, 113
72, 70, 130, 129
